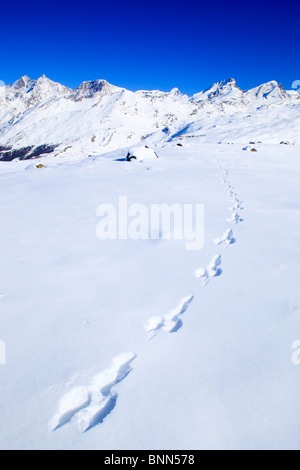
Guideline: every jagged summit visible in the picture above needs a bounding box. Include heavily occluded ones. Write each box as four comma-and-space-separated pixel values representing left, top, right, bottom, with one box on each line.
191, 77, 243, 104
248, 80, 287, 100
203, 77, 238, 92
221, 78, 237, 85
71, 79, 121, 101
11, 75, 35, 91
206, 77, 238, 92
9, 75, 71, 99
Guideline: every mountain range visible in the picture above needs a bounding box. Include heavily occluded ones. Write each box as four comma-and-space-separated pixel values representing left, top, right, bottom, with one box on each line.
0, 75, 299, 161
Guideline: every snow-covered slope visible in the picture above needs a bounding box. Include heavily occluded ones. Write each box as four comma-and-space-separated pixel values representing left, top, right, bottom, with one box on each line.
0, 141, 300, 450
0, 76, 299, 161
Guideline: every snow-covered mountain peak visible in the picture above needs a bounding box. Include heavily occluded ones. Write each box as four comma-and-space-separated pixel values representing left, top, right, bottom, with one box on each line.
222, 77, 237, 85
207, 78, 241, 97
191, 77, 246, 110
207, 77, 238, 92
70, 79, 122, 101
26, 75, 71, 98
6, 75, 70, 103
36, 74, 51, 83
170, 87, 182, 96
248, 80, 282, 98
215, 78, 238, 89
33, 74, 60, 87
11, 75, 35, 92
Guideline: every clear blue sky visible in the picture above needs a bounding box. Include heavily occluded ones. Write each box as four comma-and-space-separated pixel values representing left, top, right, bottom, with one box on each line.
1, 0, 299, 95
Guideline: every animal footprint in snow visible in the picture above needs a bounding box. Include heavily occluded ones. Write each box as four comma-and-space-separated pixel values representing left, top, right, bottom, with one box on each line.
164, 295, 194, 333
207, 255, 222, 277
227, 212, 243, 224
229, 202, 244, 212
49, 353, 136, 433
214, 229, 236, 247
145, 295, 194, 339
233, 198, 244, 209
195, 255, 222, 286
144, 316, 165, 338
194, 267, 209, 286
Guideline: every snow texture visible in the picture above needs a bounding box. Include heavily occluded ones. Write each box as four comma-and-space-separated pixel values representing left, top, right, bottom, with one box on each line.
0, 77, 300, 450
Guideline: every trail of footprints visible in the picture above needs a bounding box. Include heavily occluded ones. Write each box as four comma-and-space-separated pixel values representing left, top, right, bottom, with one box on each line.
50, 164, 244, 433
194, 165, 244, 286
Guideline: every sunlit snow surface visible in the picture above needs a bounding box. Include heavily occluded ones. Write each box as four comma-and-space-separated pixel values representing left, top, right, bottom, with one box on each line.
0, 141, 300, 450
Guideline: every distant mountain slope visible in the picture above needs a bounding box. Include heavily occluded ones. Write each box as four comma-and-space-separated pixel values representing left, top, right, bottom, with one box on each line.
0, 76, 299, 160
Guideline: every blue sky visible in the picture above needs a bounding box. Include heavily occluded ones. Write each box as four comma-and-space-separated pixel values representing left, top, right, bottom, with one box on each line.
1, 0, 299, 95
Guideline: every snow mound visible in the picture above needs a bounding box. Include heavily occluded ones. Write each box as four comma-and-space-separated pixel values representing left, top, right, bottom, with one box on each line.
126, 145, 158, 161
